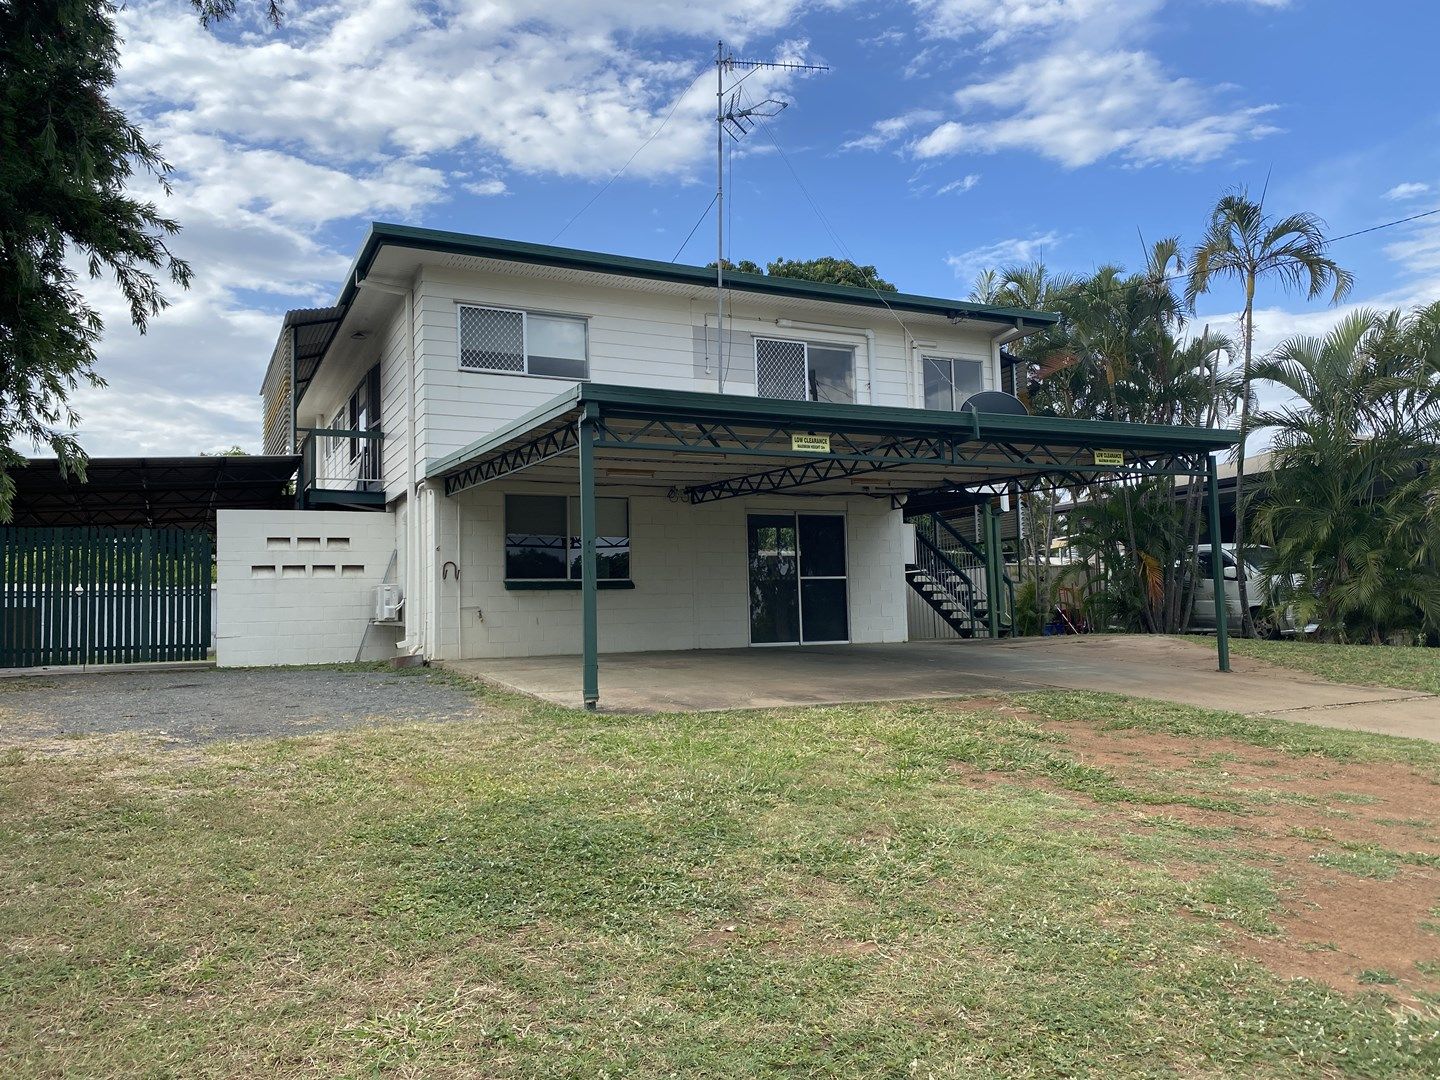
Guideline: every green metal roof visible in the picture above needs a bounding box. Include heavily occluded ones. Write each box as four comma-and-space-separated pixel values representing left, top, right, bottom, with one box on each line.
426, 382, 1239, 482
343, 222, 1060, 329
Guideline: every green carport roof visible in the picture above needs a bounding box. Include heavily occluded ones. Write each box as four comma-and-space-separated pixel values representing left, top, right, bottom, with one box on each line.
427, 384, 1239, 504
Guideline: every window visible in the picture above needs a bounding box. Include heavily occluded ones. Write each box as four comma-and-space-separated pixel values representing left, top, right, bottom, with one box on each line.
504, 494, 629, 581
755, 338, 855, 404
459, 305, 589, 380
922, 356, 985, 411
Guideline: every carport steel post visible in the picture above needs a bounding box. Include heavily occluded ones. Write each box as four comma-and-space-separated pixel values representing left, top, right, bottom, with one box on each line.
579, 404, 600, 709
1206, 453, 1231, 672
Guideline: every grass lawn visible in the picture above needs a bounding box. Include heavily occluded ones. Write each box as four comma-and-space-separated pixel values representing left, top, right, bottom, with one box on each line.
1214, 638, 1440, 696
4, 674, 1440, 1077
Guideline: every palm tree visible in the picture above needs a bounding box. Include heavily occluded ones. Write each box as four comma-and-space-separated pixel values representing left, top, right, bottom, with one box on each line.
981, 254, 1236, 634
1186, 190, 1353, 637
1251, 307, 1440, 641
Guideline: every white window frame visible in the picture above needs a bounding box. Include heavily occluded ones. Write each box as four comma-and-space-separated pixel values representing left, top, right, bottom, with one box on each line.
457, 303, 590, 380
754, 336, 857, 404
921, 354, 986, 412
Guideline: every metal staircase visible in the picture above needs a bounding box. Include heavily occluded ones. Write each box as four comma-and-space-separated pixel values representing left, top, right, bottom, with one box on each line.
906, 514, 1015, 639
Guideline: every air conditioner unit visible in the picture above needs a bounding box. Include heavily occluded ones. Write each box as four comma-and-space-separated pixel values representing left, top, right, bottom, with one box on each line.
373, 583, 404, 623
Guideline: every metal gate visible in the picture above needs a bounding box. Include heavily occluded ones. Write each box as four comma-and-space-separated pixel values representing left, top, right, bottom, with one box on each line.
0, 527, 212, 668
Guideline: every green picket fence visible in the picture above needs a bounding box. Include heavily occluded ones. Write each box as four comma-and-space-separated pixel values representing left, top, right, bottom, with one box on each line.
0, 527, 213, 668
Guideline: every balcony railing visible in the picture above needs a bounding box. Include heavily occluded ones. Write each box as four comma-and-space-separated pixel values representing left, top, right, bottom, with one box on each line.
299, 427, 384, 506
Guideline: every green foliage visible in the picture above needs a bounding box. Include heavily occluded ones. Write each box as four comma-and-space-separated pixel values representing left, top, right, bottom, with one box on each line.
1186, 189, 1353, 637
0, 1, 276, 522
973, 245, 1238, 633
1252, 304, 1440, 642
713, 256, 897, 291
0, 0, 188, 515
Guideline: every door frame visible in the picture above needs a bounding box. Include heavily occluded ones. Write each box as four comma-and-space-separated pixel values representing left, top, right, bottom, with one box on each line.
745, 509, 851, 647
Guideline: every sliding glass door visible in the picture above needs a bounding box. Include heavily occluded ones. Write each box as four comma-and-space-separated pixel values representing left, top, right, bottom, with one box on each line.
747, 513, 849, 645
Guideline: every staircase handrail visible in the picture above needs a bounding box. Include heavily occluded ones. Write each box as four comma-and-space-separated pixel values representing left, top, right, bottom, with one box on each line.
914, 529, 977, 595
932, 513, 1017, 632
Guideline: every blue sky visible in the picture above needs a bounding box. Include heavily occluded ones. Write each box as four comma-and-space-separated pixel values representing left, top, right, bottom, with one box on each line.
75, 0, 1440, 453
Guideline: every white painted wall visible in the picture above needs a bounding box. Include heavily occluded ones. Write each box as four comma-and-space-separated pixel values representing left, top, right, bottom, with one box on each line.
216, 509, 402, 667
429, 484, 907, 660
271, 256, 1008, 668
412, 264, 1003, 472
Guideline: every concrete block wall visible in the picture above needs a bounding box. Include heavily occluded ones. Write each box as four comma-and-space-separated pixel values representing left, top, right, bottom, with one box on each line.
216, 509, 401, 666
434, 484, 907, 660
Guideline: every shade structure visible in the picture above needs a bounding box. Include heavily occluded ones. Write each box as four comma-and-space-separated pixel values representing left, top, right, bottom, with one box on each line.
427, 383, 1240, 707
7, 456, 299, 532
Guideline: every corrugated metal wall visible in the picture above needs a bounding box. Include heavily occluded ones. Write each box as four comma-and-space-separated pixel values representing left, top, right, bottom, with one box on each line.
261, 329, 293, 456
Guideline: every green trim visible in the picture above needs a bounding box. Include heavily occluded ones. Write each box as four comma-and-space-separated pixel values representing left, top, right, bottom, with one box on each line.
503, 579, 635, 591
575, 384, 1238, 450
342, 222, 1060, 328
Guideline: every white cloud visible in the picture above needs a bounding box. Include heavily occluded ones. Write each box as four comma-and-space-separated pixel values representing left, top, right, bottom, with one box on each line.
936, 173, 981, 195
65, 1, 827, 455
861, 28, 907, 47
911, 49, 1278, 168
944, 230, 1062, 281
862, 1, 1280, 168
1384, 181, 1432, 201
912, 0, 1162, 48
115, 3, 818, 183
843, 109, 943, 151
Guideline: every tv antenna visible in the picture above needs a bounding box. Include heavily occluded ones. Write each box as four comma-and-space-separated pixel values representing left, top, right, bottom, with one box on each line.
712, 41, 827, 391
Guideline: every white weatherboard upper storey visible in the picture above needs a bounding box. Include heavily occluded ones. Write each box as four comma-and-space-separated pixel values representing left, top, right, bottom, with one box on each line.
407, 262, 1003, 478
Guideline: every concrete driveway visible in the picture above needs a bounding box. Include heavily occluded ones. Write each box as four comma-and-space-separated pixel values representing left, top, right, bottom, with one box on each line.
446, 635, 1440, 741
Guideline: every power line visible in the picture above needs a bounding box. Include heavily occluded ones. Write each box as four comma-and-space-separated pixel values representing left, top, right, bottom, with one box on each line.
670, 193, 718, 262
549, 67, 708, 244
1324, 206, 1440, 245
993, 205, 1440, 310
748, 94, 922, 348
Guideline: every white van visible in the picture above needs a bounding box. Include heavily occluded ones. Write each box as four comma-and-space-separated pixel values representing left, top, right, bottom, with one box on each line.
1190, 544, 1305, 637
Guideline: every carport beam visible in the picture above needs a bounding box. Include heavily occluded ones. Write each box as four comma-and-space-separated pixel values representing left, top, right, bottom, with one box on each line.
1206, 454, 1231, 672
578, 405, 600, 709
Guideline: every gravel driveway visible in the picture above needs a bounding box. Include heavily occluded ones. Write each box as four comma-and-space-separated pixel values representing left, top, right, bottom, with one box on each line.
0, 666, 481, 747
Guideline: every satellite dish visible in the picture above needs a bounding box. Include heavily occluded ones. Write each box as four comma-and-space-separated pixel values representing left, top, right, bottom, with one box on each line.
959, 390, 1030, 415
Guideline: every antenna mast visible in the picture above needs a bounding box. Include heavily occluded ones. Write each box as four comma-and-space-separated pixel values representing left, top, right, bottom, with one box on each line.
713, 41, 827, 392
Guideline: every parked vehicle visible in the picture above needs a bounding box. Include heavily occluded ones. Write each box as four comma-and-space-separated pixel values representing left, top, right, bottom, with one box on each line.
1188, 544, 1306, 637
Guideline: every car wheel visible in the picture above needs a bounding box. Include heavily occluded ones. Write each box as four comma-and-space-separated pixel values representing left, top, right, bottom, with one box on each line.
1251, 610, 1281, 640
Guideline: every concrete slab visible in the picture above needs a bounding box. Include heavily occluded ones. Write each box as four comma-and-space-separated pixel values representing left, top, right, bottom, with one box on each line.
444, 635, 1440, 742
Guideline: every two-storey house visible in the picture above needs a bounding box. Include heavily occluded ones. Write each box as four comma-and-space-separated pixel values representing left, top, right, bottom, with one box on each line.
229, 223, 1235, 707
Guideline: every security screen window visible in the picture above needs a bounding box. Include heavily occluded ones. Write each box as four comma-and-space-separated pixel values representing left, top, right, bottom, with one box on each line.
755, 338, 856, 404
460, 306, 589, 379
504, 494, 629, 580
923, 356, 985, 411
